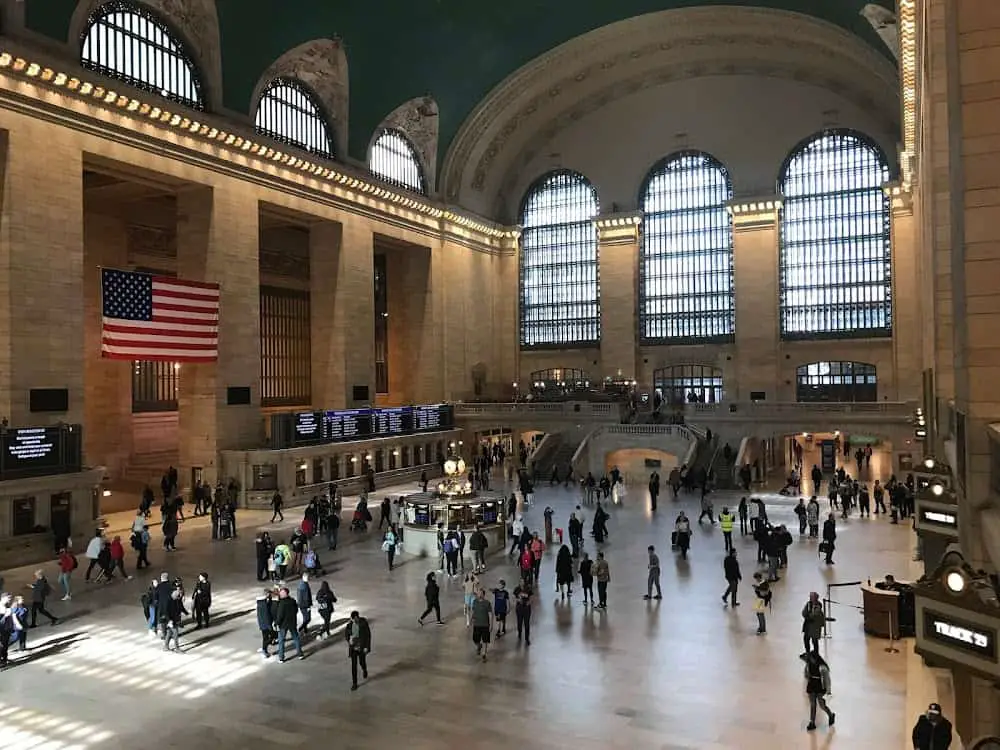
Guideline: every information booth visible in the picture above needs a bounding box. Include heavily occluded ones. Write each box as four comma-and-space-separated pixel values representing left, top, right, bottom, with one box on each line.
401, 457, 506, 558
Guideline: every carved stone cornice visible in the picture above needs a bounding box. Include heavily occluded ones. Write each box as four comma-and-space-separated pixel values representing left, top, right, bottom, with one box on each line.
727, 195, 782, 229
595, 211, 642, 245
441, 5, 899, 207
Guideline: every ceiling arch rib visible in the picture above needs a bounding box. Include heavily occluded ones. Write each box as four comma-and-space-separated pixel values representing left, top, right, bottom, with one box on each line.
251, 39, 349, 159
442, 6, 899, 213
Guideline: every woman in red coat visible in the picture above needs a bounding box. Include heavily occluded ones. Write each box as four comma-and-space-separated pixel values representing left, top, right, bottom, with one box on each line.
109, 536, 131, 580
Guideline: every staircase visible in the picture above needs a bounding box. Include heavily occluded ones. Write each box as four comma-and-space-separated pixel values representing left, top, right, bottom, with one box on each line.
529, 432, 585, 481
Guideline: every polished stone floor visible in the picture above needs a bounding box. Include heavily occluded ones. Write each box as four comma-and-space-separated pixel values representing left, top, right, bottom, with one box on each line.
0, 447, 915, 749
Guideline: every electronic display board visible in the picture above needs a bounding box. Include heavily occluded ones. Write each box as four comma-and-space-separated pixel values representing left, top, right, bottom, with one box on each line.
4, 427, 61, 471
288, 404, 453, 447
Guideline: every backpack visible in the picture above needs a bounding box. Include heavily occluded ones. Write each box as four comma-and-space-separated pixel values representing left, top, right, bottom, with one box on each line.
443, 538, 456, 554
304, 550, 317, 569
71, 554, 78, 570
273, 548, 286, 566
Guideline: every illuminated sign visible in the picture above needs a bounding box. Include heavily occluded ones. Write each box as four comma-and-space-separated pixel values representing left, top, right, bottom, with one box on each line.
919, 507, 958, 529
924, 610, 996, 660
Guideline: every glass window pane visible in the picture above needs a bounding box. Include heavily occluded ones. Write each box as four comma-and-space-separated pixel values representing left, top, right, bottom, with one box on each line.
779, 131, 891, 340
519, 171, 600, 347
254, 79, 334, 158
653, 365, 724, 404
795, 360, 878, 402
80, 1, 202, 109
369, 129, 426, 194
639, 152, 734, 343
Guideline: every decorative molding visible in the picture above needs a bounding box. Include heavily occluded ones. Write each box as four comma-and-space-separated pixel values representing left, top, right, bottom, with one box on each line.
0, 43, 520, 255
373, 96, 439, 193
727, 195, 782, 228
441, 6, 900, 206
898, 0, 916, 188
885, 181, 913, 216
126, 223, 175, 260
595, 211, 641, 245
251, 39, 349, 158
68, 0, 224, 112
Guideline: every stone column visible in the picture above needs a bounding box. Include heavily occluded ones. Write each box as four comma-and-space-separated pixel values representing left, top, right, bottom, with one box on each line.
596, 213, 641, 381
82, 211, 131, 473
310, 217, 374, 407
0, 128, 85, 425
730, 199, 781, 401
385, 243, 435, 404
175, 186, 260, 489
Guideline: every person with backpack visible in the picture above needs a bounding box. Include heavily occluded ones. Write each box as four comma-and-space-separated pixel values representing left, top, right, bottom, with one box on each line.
492, 580, 510, 637
444, 531, 460, 577
803, 651, 835, 731
272, 540, 291, 581
28, 570, 58, 627
192, 572, 212, 628
315, 580, 337, 639
303, 546, 324, 576
289, 527, 308, 575
752, 572, 770, 635
57, 547, 76, 600
469, 525, 488, 573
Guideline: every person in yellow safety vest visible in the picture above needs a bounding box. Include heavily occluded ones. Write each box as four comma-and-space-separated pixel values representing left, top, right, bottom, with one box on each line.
719, 508, 735, 553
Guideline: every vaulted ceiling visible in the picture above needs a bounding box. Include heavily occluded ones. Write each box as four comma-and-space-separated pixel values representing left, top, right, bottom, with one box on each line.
22, 0, 896, 171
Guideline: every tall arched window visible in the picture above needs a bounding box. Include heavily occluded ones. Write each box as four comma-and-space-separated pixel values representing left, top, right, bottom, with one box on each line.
80, 1, 203, 109
369, 129, 426, 194
796, 361, 877, 402
779, 129, 892, 339
255, 79, 334, 158
640, 151, 734, 343
653, 365, 724, 404
519, 170, 600, 348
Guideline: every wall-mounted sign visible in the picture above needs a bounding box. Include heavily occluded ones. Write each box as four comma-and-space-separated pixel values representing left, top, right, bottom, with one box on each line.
924, 610, 996, 661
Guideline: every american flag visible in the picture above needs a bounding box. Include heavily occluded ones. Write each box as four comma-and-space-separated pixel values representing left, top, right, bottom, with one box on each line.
101, 268, 219, 362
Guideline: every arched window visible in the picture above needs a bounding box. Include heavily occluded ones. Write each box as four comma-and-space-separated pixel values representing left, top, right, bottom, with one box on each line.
254, 79, 334, 158
519, 170, 600, 348
369, 129, 426, 194
640, 151, 735, 343
80, 1, 203, 109
653, 365, 724, 405
796, 361, 877, 402
779, 129, 892, 339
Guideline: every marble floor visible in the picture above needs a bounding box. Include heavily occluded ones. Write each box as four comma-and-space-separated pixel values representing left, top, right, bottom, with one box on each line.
0, 449, 915, 750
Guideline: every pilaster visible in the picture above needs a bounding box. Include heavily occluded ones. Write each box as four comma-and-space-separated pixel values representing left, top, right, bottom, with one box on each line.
888, 184, 922, 402
0, 127, 85, 425
596, 212, 641, 381
729, 198, 781, 401
176, 186, 260, 488
309, 220, 343, 409
339, 218, 376, 406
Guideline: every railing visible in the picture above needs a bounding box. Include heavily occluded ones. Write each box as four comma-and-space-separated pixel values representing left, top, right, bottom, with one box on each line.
571, 423, 700, 475
454, 401, 625, 420
679, 400, 916, 419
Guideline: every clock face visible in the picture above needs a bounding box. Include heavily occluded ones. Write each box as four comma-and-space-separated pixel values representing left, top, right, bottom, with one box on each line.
971, 739, 1000, 750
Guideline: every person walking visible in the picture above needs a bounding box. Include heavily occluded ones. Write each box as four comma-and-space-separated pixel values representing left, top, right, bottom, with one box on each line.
648, 471, 660, 512
492, 580, 510, 637
382, 526, 399, 571
738, 497, 749, 536
296, 573, 313, 637
274, 586, 304, 662
529, 532, 545, 584
84, 530, 103, 582
463, 572, 480, 627
719, 506, 735, 552
801, 592, 826, 656
418, 572, 444, 625
346, 610, 372, 690
28, 570, 58, 627
578, 552, 594, 605
256, 588, 276, 658
674, 511, 692, 560
752, 572, 770, 634
821, 513, 837, 565
806, 496, 820, 539
57, 547, 76, 600
593, 552, 610, 609
469, 525, 488, 573
912, 703, 953, 750
163, 588, 186, 652
470, 588, 493, 661
794, 498, 807, 536
513, 579, 533, 645
721, 549, 741, 607
270, 491, 284, 523
643, 545, 662, 600
315, 580, 337, 639
109, 536, 131, 580
873, 480, 887, 515
803, 651, 835, 731
192, 572, 212, 629
555, 544, 574, 599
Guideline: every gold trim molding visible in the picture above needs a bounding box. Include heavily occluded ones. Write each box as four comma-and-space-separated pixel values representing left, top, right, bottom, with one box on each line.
595, 211, 642, 245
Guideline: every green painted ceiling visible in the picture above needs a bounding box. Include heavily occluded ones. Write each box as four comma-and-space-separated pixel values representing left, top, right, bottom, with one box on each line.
24, 0, 895, 167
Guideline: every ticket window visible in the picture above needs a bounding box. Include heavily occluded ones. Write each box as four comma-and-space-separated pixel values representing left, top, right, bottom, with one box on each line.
50, 492, 72, 540
252, 465, 278, 491
12, 496, 37, 536
295, 462, 308, 487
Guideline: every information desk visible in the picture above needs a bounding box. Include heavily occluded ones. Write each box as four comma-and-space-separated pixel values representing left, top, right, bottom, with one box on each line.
862, 581, 916, 639
402, 491, 507, 558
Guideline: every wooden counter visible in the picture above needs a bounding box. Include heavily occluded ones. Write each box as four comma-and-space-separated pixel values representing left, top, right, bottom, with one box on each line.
862, 583, 902, 639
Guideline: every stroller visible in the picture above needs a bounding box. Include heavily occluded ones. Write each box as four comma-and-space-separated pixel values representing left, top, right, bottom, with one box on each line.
351, 500, 371, 532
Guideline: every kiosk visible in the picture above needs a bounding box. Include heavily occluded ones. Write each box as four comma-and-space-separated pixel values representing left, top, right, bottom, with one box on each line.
402, 456, 507, 558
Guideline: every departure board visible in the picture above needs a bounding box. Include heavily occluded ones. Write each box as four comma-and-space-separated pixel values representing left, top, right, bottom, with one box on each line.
288, 404, 452, 447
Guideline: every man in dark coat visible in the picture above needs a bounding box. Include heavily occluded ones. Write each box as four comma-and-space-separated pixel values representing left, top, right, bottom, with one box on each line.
911, 703, 952, 750
345, 610, 372, 690
274, 587, 303, 662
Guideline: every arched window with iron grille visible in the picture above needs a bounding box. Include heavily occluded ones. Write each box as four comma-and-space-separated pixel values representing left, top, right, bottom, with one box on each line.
254, 78, 335, 158
778, 129, 892, 340
369, 129, 426, 194
639, 151, 735, 343
80, 1, 203, 110
519, 170, 600, 348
